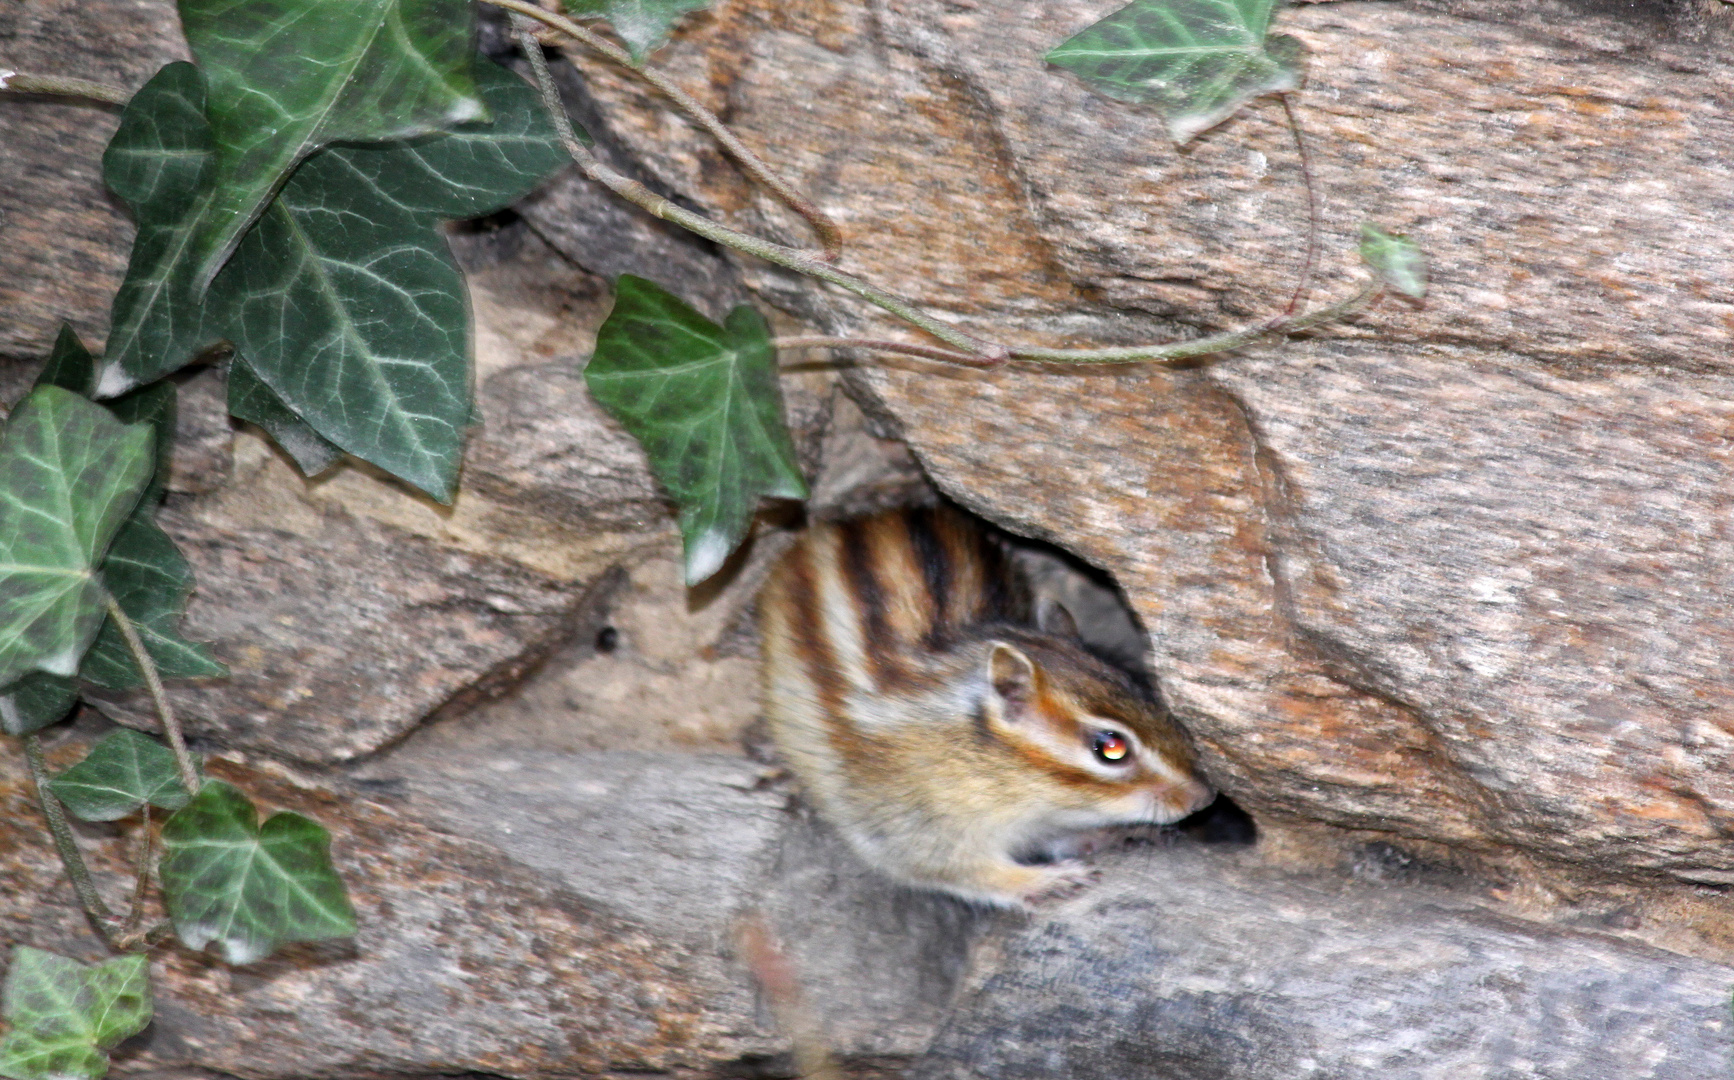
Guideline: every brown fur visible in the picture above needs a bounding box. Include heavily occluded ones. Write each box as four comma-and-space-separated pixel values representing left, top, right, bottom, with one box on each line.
760, 507, 1213, 907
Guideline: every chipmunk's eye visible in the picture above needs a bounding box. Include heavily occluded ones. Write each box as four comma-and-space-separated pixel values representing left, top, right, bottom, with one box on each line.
1091, 730, 1130, 763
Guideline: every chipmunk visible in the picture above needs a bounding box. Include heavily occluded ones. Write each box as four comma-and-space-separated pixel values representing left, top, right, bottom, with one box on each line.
758, 505, 1213, 907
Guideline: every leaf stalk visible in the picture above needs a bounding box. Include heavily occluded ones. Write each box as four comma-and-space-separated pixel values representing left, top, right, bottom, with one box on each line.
0, 70, 129, 105
1279, 92, 1320, 319
773, 336, 1002, 367
1004, 280, 1383, 364
103, 594, 201, 796
22, 734, 123, 947
488, 0, 842, 262
511, 15, 1009, 362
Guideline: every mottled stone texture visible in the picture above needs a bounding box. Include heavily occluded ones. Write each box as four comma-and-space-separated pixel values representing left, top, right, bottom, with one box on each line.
6, 0, 1734, 1077
0, 0, 188, 359
912, 842, 1734, 1080
559, 0, 1734, 889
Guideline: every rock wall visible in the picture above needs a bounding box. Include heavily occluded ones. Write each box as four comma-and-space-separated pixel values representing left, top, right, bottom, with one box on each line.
4, 0, 1734, 1076
561, 0, 1734, 890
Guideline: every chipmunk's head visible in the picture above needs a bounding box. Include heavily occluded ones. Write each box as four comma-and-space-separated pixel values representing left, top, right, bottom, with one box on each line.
975, 626, 1213, 834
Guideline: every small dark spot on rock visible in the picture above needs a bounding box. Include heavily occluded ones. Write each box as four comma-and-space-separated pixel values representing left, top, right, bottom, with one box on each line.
1604, 908, 1642, 929
595, 626, 619, 653
1353, 841, 1421, 884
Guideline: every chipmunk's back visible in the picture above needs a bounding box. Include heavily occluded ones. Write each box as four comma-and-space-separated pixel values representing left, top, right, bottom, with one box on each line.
759, 505, 1026, 698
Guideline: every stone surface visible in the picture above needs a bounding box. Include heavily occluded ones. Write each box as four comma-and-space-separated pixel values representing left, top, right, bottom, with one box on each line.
0, 0, 188, 360
6, 0, 1734, 1077
913, 841, 1734, 1080
13, 722, 1727, 1080
14, 725, 1729, 1080
551, 0, 1734, 889
577, 0, 1734, 367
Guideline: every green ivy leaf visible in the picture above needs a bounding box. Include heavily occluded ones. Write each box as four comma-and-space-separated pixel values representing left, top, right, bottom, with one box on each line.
585, 277, 807, 585
35, 326, 99, 398
79, 517, 226, 689
1359, 222, 1428, 299
208, 58, 568, 501
0, 674, 79, 738
0, 948, 151, 1080
102, 384, 176, 513
99, 62, 221, 394
1047, 0, 1304, 144
179, 0, 484, 294
32, 328, 226, 691
41, 325, 174, 510
97, 58, 563, 497
48, 729, 193, 822
566, 0, 713, 60
159, 781, 356, 964
0, 388, 154, 688
225, 355, 344, 478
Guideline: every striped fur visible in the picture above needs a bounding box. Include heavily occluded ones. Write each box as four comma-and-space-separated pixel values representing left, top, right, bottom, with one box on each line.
760, 506, 1213, 907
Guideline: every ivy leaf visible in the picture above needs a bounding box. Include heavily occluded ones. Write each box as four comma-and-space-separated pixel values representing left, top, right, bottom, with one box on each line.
97, 58, 563, 497
0, 388, 154, 688
102, 384, 176, 512
178, 0, 484, 295
42, 325, 175, 509
566, 0, 713, 60
35, 326, 98, 398
585, 277, 807, 585
225, 356, 344, 478
48, 729, 193, 822
48, 729, 191, 820
209, 57, 568, 501
159, 781, 356, 964
79, 517, 227, 689
0, 948, 151, 1080
0, 674, 79, 738
32, 328, 226, 691
98, 62, 222, 394
1047, 0, 1304, 144
1359, 223, 1428, 299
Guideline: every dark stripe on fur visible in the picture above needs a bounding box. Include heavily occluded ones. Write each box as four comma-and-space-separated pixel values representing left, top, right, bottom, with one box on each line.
839, 520, 893, 684
905, 508, 952, 646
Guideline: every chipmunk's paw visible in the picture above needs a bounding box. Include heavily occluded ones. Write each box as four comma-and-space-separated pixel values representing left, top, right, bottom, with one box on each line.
1020, 862, 1100, 906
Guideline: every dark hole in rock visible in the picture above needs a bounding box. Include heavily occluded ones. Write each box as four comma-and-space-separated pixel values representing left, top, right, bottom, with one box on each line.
447, 208, 528, 270
1177, 793, 1258, 847
715, 1051, 798, 1078
594, 625, 619, 653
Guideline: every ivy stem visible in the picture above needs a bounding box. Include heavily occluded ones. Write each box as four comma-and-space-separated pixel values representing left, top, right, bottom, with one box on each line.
22, 733, 122, 946
773, 336, 1001, 367
506, 9, 1378, 366
104, 595, 200, 796
0, 70, 129, 105
1006, 279, 1383, 364
118, 804, 154, 948
1279, 92, 1320, 320
488, 0, 842, 262
511, 16, 1009, 362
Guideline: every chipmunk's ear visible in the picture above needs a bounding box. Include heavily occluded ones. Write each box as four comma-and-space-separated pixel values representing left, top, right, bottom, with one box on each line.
1035, 597, 1080, 641
986, 642, 1039, 724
